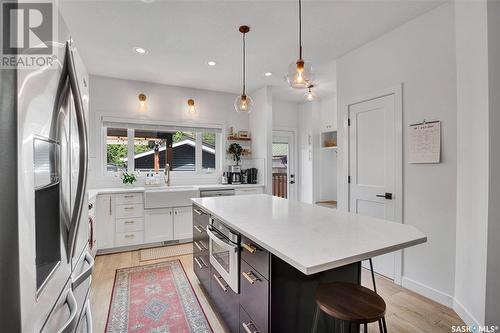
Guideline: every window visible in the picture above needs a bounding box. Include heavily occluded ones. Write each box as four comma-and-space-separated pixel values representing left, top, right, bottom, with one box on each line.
102, 120, 220, 174
202, 131, 216, 171
106, 128, 128, 172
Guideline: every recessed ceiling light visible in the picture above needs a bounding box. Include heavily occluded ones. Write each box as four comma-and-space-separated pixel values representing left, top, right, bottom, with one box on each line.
140, 0, 155, 3
207, 61, 217, 66
264, 72, 273, 77
134, 47, 147, 54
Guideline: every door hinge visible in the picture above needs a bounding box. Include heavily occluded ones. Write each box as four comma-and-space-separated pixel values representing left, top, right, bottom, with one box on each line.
348, 176, 351, 183
348, 118, 351, 126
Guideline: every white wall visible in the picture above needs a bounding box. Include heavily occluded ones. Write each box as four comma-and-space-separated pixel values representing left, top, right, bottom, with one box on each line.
454, 0, 489, 325
272, 99, 299, 129
249, 86, 273, 194
336, 2, 458, 304
319, 95, 338, 201
298, 103, 314, 203
87, 75, 249, 187
485, 0, 500, 324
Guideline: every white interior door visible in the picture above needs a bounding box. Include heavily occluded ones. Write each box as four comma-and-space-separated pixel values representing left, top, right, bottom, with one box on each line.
348, 93, 401, 280
272, 130, 297, 200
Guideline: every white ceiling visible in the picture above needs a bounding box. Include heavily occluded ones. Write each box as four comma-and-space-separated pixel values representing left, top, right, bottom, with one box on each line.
60, 0, 444, 102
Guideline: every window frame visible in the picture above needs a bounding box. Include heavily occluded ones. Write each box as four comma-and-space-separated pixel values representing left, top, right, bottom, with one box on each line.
101, 117, 222, 176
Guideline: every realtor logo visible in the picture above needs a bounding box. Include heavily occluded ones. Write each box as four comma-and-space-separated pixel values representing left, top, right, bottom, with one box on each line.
1, 1, 57, 68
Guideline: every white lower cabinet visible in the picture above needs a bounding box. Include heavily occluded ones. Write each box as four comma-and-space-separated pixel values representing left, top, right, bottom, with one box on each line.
115, 231, 144, 247
96, 194, 114, 250
173, 207, 193, 240
145, 208, 174, 243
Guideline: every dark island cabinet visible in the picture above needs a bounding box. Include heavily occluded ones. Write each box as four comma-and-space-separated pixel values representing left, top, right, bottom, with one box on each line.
192, 205, 210, 293
211, 271, 240, 333
192, 204, 361, 333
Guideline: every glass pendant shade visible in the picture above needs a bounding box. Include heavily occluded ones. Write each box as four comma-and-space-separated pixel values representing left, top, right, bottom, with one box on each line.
304, 88, 316, 101
234, 94, 253, 113
287, 59, 314, 89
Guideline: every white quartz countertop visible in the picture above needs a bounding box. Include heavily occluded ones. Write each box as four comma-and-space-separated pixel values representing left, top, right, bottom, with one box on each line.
87, 184, 264, 200
191, 194, 427, 275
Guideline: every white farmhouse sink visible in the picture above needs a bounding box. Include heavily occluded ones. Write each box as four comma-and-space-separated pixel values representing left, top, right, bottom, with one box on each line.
144, 187, 199, 209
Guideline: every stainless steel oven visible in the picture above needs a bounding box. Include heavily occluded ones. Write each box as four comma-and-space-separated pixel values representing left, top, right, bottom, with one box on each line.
207, 218, 240, 293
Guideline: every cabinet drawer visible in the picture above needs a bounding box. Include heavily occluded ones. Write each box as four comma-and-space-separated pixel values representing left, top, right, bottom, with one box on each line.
193, 253, 210, 293
210, 271, 240, 333
115, 203, 143, 219
241, 235, 270, 279
193, 239, 209, 255
193, 205, 209, 227
240, 306, 264, 333
240, 260, 269, 333
115, 231, 143, 247
116, 217, 144, 233
114, 192, 143, 205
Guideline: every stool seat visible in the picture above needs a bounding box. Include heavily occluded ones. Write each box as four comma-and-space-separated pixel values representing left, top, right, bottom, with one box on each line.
315, 282, 386, 324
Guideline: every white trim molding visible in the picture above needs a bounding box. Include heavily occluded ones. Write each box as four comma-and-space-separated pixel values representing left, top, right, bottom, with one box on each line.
401, 276, 454, 308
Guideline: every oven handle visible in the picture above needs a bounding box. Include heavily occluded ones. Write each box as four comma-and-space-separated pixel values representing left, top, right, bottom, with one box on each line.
206, 226, 239, 253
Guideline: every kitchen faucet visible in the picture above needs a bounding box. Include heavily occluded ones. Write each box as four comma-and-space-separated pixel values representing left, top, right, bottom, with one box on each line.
164, 163, 170, 186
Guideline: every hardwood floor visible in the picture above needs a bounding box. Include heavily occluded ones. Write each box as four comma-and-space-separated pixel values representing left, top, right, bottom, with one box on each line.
90, 245, 464, 333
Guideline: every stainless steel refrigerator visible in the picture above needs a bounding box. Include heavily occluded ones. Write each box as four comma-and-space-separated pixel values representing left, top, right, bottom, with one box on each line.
0, 9, 93, 333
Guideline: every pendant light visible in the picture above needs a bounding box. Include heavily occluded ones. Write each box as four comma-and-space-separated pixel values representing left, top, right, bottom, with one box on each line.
304, 84, 316, 101
234, 25, 253, 113
286, 0, 314, 89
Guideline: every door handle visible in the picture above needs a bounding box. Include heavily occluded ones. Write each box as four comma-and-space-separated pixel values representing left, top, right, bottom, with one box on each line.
65, 40, 89, 262
376, 192, 393, 200
213, 274, 228, 292
55, 289, 78, 333
71, 251, 94, 289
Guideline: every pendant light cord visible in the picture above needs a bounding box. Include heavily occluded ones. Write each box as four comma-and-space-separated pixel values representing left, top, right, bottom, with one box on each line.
243, 32, 246, 96
299, 0, 302, 60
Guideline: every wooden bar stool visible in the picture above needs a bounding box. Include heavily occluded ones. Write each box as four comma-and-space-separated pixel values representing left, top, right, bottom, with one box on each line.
311, 259, 388, 333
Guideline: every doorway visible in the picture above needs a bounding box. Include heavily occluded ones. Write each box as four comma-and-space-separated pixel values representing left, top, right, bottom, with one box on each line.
346, 86, 402, 282
272, 129, 297, 200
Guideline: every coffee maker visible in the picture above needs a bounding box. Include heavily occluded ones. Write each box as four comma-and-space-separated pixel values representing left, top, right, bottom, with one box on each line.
247, 168, 258, 184
229, 165, 242, 184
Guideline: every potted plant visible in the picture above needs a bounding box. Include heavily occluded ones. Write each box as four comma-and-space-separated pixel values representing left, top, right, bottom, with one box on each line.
228, 143, 243, 165
121, 172, 137, 187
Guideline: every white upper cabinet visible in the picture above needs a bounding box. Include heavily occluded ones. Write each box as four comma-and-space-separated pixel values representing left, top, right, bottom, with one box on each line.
319, 95, 338, 133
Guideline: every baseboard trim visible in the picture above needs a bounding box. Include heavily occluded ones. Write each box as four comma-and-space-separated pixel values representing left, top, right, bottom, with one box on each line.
453, 298, 480, 326
401, 276, 454, 307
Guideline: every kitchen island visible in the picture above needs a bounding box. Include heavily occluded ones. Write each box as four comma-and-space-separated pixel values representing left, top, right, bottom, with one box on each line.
191, 194, 426, 333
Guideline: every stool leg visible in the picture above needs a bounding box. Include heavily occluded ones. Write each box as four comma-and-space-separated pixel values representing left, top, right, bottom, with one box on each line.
382, 317, 388, 333
311, 304, 320, 333
364, 323, 368, 333
369, 258, 377, 293
378, 319, 383, 333
348, 321, 352, 333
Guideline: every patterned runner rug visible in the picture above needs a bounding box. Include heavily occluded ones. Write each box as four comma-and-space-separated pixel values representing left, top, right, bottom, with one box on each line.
105, 260, 212, 333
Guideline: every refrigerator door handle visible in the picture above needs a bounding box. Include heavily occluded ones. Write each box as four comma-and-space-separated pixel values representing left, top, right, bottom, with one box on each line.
71, 251, 94, 289
65, 39, 89, 262
84, 299, 93, 333
55, 289, 78, 333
